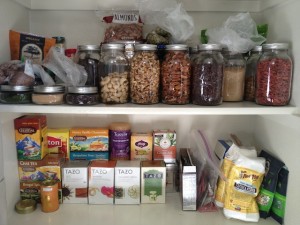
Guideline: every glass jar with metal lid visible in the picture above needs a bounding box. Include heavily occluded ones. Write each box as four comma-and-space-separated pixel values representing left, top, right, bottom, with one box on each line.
75, 45, 101, 87
130, 44, 160, 104
256, 43, 292, 106
32, 85, 65, 105
192, 44, 224, 106
161, 44, 191, 104
66, 86, 99, 105
0, 85, 32, 104
99, 43, 129, 104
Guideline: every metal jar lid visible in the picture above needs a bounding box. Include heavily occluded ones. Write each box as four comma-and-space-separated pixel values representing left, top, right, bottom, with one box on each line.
34, 85, 65, 93
0, 85, 33, 92
77, 45, 101, 51
262, 43, 289, 50
135, 44, 157, 51
166, 44, 188, 51
101, 43, 124, 50
42, 180, 58, 187
199, 44, 222, 51
15, 199, 37, 214
67, 86, 98, 94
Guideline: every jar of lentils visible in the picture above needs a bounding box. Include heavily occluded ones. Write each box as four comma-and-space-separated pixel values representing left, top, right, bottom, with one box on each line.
192, 44, 224, 105
99, 43, 129, 104
161, 44, 191, 104
256, 43, 292, 106
66, 86, 99, 105
130, 44, 160, 104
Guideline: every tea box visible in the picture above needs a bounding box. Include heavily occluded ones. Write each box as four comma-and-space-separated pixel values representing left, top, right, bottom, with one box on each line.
153, 130, 176, 163
130, 132, 153, 161
88, 160, 116, 205
47, 128, 69, 159
141, 160, 166, 204
14, 115, 47, 160
115, 160, 140, 204
69, 128, 109, 160
62, 160, 89, 204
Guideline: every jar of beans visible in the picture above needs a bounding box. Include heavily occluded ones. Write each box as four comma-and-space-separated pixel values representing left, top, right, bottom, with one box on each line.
222, 50, 246, 102
66, 86, 99, 105
161, 44, 191, 104
192, 44, 224, 105
99, 43, 129, 104
130, 44, 160, 104
256, 43, 292, 106
244, 46, 262, 101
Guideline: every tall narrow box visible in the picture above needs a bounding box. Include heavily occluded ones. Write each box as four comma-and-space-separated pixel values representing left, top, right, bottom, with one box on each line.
47, 128, 70, 159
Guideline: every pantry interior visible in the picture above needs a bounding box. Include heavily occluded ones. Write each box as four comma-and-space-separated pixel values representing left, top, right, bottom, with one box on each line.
0, 0, 300, 225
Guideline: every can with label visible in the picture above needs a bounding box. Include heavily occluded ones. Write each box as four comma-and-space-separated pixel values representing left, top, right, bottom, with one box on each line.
41, 180, 59, 213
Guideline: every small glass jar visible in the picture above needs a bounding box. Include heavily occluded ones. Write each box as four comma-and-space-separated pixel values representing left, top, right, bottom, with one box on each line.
192, 44, 224, 106
256, 43, 292, 106
75, 45, 101, 87
66, 86, 99, 105
0, 85, 32, 104
244, 46, 262, 101
130, 44, 160, 104
32, 85, 65, 105
222, 50, 246, 102
161, 44, 191, 104
99, 43, 129, 104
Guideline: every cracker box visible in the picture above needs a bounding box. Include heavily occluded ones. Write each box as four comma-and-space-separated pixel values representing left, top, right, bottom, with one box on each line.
69, 128, 109, 160
14, 115, 47, 160
62, 160, 89, 204
47, 128, 69, 159
88, 160, 116, 205
141, 160, 166, 204
153, 130, 176, 163
130, 132, 153, 161
115, 160, 140, 205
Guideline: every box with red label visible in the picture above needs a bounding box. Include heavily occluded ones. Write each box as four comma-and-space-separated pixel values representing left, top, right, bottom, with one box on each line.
47, 128, 69, 159
153, 130, 176, 163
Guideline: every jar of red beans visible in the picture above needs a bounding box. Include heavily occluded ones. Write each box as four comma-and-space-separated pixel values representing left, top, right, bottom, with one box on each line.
192, 44, 224, 106
161, 44, 191, 104
256, 43, 292, 106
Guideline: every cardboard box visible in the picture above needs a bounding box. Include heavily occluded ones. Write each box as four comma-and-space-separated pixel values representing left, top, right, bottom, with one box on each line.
69, 128, 109, 160
130, 132, 153, 161
14, 115, 47, 160
153, 130, 176, 163
115, 160, 140, 204
88, 160, 116, 205
62, 160, 89, 204
47, 128, 69, 159
141, 160, 166, 204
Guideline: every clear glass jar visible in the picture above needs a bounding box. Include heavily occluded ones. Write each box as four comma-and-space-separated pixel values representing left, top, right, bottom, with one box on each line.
0, 85, 32, 104
32, 85, 65, 105
130, 44, 160, 104
66, 86, 99, 105
256, 43, 292, 106
161, 44, 191, 104
111, 40, 141, 63
75, 45, 101, 87
192, 44, 224, 106
99, 43, 129, 104
222, 50, 246, 102
244, 46, 262, 101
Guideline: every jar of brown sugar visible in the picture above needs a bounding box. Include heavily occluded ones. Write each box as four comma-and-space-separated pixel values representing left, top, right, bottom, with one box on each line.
32, 85, 65, 105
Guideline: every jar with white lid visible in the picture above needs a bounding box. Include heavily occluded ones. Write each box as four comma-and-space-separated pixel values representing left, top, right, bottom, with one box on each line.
0, 85, 32, 104
32, 85, 65, 105
66, 86, 99, 105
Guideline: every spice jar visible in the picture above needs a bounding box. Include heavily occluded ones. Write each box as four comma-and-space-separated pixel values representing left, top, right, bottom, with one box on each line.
222, 50, 246, 102
99, 43, 129, 104
192, 44, 224, 106
256, 43, 292, 106
32, 85, 65, 105
41, 180, 59, 213
66, 86, 99, 105
0, 85, 32, 104
244, 46, 262, 101
130, 44, 160, 104
161, 44, 191, 104
76, 45, 101, 87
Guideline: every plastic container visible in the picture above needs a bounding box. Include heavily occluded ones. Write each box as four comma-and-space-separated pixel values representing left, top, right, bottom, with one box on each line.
32, 85, 65, 105
161, 44, 191, 104
256, 43, 292, 106
99, 43, 129, 104
192, 44, 224, 105
0, 85, 32, 104
66, 86, 99, 105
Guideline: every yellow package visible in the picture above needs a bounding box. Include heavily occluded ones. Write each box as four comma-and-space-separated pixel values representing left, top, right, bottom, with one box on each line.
130, 132, 153, 160
47, 128, 69, 159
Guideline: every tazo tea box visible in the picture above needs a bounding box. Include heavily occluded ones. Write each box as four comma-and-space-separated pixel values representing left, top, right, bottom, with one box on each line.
115, 160, 140, 205
62, 160, 89, 204
14, 115, 47, 160
88, 160, 116, 205
141, 160, 166, 204
69, 128, 109, 160
153, 130, 176, 163
131, 132, 153, 161
47, 128, 69, 159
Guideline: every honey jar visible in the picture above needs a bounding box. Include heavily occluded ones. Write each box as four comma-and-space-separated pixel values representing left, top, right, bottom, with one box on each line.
41, 180, 59, 213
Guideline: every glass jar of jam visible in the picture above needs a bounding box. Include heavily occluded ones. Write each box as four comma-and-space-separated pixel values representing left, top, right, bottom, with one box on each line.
32, 85, 65, 105
66, 86, 99, 105
0, 85, 32, 104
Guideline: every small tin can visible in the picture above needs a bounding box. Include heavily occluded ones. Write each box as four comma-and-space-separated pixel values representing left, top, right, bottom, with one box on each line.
41, 180, 59, 213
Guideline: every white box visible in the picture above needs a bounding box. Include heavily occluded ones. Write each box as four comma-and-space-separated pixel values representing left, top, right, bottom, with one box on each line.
115, 160, 140, 204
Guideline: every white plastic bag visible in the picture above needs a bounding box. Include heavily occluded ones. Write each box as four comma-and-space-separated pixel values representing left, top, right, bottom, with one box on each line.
32, 64, 55, 86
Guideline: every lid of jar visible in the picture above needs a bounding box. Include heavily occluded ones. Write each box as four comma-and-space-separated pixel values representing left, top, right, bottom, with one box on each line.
109, 122, 131, 130
199, 44, 222, 51
0, 85, 32, 92
78, 45, 101, 51
101, 43, 124, 50
15, 199, 37, 214
68, 86, 98, 94
110, 40, 142, 45
262, 43, 289, 50
135, 44, 157, 51
34, 85, 65, 93
52, 36, 65, 44
251, 46, 262, 52
42, 180, 58, 187
165, 44, 188, 51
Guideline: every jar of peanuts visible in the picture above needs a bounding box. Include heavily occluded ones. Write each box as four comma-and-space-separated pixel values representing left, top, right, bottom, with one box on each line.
99, 43, 129, 104
162, 44, 191, 104
256, 43, 292, 106
130, 44, 160, 104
